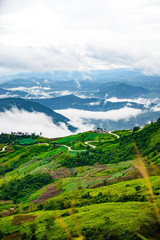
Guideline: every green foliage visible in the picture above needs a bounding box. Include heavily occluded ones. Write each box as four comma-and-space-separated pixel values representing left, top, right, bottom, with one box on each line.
0, 173, 54, 203
1, 202, 159, 240
0, 133, 39, 145
112, 130, 132, 137
62, 119, 160, 168
18, 139, 36, 145
133, 126, 140, 131
0, 145, 53, 175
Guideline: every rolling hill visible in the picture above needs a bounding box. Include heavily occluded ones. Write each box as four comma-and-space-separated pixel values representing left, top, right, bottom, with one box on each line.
0, 119, 160, 239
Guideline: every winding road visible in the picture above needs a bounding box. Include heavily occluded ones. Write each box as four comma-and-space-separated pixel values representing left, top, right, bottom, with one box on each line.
0, 132, 120, 153
60, 144, 86, 152
108, 131, 120, 139
84, 141, 98, 149
59, 131, 120, 152
0, 145, 8, 152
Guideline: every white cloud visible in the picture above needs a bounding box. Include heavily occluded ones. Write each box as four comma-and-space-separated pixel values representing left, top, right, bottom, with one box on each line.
0, 108, 72, 138
151, 104, 160, 112
75, 80, 81, 89
0, 107, 95, 137
106, 97, 159, 108
0, 0, 160, 74
56, 107, 143, 122
0, 44, 94, 72
88, 101, 101, 106
0, 93, 19, 98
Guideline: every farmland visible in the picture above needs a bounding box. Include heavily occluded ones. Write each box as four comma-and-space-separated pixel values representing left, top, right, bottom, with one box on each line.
0, 120, 160, 239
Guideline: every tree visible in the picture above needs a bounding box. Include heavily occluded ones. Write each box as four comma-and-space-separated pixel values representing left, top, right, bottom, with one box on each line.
133, 126, 140, 131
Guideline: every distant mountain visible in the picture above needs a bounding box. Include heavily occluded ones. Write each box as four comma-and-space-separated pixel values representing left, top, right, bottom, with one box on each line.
0, 88, 9, 94
0, 78, 98, 92
0, 68, 159, 83
0, 98, 76, 132
0, 87, 28, 98
0, 79, 101, 99
0, 78, 53, 88
88, 110, 160, 131
0, 69, 159, 99
95, 83, 150, 98
0, 69, 159, 101
32, 94, 145, 111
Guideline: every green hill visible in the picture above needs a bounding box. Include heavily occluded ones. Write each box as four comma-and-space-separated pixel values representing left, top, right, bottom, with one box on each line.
0, 120, 160, 239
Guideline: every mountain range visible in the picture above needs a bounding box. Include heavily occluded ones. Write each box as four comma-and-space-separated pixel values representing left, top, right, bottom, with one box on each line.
0, 68, 160, 83
95, 83, 150, 98
0, 80, 157, 99
31, 94, 145, 111
0, 69, 160, 132
0, 88, 28, 98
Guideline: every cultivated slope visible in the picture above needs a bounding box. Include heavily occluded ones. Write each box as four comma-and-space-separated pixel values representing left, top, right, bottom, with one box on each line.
0, 120, 160, 239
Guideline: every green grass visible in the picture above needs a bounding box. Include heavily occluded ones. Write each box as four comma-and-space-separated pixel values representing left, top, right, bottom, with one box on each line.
23, 187, 48, 204
112, 130, 132, 137
18, 139, 36, 145
62, 177, 81, 192
0, 201, 159, 240
71, 142, 87, 150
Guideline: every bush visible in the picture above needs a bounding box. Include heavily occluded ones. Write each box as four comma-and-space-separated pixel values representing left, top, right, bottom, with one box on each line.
133, 126, 140, 131
0, 173, 54, 203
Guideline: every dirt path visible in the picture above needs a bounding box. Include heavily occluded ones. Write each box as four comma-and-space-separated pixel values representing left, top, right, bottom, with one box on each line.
84, 141, 98, 148
0, 145, 8, 152
32, 184, 62, 203
108, 131, 120, 139
60, 144, 86, 152
59, 132, 120, 151
1, 132, 120, 155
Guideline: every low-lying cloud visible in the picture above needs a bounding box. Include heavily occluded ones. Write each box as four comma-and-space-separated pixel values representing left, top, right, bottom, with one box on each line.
106, 97, 159, 108
0, 108, 73, 138
0, 107, 95, 138
0, 93, 19, 99
56, 107, 143, 122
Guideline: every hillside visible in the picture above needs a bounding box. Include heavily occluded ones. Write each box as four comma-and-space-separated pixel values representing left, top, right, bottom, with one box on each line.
0, 120, 160, 239
0, 98, 76, 132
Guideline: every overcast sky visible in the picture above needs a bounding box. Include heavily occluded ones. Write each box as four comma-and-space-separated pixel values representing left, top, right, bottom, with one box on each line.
0, 0, 160, 75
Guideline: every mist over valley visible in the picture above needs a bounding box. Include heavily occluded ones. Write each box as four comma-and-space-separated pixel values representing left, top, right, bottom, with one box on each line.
0, 69, 160, 137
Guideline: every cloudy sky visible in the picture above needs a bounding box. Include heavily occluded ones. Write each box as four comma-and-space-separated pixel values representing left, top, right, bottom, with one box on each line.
0, 0, 160, 75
